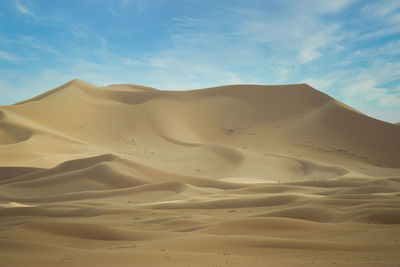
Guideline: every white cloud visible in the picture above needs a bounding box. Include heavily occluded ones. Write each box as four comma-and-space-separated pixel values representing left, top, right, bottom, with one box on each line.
18, 36, 62, 56
170, 17, 204, 29
362, 0, 400, 19
303, 77, 335, 90
0, 36, 13, 45
312, 0, 355, 14
361, 0, 400, 29
140, 50, 245, 89
119, 0, 130, 6
232, 4, 348, 64
0, 50, 37, 62
389, 12, 400, 24
298, 47, 321, 64
358, 23, 400, 40
15, 2, 34, 16
0, 50, 19, 62
300, 57, 400, 122
119, 0, 153, 13
337, 61, 400, 110
361, 108, 400, 123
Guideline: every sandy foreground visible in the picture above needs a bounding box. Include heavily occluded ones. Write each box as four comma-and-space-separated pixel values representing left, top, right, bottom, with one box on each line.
0, 79, 400, 266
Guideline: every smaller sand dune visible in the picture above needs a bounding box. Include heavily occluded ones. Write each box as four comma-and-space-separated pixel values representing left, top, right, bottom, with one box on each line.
0, 116, 32, 145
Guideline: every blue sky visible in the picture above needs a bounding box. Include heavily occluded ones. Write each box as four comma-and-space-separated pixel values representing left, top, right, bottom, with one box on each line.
1, 0, 400, 122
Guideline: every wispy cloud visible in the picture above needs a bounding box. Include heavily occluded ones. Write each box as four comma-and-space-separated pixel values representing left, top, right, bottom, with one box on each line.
307, 58, 400, 113
0, 50, 19, 62
0, 50, 37, 62
297, 24, 342, 63
15, 1, 34, 16
342, 61, 400, 107
118, 0, 154, 13
18, 36, 62, 56
313, 0, 355, 14
231, 2, 353, 65
362, 0, 400, 20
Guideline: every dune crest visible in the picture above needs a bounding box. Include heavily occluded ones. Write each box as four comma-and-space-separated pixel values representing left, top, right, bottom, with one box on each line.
1, 80, 400, 266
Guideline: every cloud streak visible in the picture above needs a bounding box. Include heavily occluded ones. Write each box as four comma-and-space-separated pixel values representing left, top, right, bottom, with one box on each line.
15, 1, 34, 16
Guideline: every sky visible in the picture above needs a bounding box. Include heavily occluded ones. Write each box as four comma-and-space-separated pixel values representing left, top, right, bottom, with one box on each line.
0, 0, 400, 123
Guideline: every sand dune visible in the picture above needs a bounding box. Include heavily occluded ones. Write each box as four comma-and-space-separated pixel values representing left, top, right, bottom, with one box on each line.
1, 79, 400, 266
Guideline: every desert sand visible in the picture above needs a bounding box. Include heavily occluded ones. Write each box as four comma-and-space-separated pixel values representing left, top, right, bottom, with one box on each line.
0, 79, 400, 266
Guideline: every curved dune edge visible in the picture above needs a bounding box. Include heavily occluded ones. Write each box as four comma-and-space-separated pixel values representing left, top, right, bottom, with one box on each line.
0, 80, 400, 266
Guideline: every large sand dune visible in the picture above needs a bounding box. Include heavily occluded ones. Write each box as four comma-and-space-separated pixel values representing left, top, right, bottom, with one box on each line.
1, 79, 400, 266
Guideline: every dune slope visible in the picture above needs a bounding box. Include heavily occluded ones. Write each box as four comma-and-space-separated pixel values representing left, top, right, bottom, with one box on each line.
0, 80, 400, 266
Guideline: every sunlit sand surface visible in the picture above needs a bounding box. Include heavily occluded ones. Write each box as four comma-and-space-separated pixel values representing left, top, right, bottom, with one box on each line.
1, 80, 400, 266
